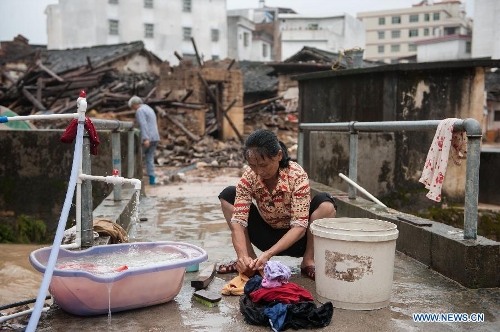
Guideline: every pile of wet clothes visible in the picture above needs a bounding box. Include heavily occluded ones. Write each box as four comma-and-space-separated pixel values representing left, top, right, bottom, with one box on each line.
238, 261, 333, 331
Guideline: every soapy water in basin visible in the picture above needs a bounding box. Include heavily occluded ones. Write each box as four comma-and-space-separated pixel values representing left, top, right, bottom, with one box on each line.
55, 247, 186, 276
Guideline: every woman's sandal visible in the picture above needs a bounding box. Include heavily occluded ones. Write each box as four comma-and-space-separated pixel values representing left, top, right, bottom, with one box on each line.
300, 265, 315, 281
217, 261, 238, 274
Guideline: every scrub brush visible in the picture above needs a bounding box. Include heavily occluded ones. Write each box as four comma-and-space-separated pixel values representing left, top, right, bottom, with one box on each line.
193, 290, 221, 307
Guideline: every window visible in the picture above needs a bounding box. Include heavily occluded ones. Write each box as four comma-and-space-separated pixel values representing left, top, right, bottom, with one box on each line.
424, 28, 429, 36
424, 13, 430, 21
108, 20, 119, 35
378, 17, 385, 25
108, 0, 118, 4
144, 23, 154, 38
243, 32, 249, 46
391, 30, 400, 38
466, 41, 472, 53
391, 16, 401, 24
183, 0, 191, 12
212, 55, 220, 61
444, 27, 457, 35
211, 29, 219, 42
494, 110, 500, 121
391, 44, 400, 52
378, 31, 385, 39
144, 0, 153, 8
433, 12, 440, 20
262, 44, 268, 57
409, 14, 419, 23
408, 43, 417, 51
308, 23, 319, 30
378, 45, 385, 53
183, 27, 192, 41
409, 29, 418, 37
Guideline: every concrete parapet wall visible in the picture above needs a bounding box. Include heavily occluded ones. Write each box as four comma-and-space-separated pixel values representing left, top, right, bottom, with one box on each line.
310, 180, 500, 289
0, 129, 142, 231
92, 187, 139, 234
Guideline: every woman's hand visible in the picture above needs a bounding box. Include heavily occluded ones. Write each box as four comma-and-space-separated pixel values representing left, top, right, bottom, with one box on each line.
236, 256, 255, 277
142, 139, 150, 148
250, 251, 272, 272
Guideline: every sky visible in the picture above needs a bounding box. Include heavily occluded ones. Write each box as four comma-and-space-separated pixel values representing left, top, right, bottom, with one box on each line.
0, 0, 475, 45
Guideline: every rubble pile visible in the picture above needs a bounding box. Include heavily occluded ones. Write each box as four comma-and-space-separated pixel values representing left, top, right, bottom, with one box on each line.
0, 37, 299, 169
151, 97, 298, 168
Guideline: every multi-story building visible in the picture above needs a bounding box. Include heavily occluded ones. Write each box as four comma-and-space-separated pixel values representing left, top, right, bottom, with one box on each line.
472, 0, 500, 59
228, 7, 365, 63
279, 13, 365, 61
45, 0, 228, 65
227, 6, 295, 62
357, 0, 472, 63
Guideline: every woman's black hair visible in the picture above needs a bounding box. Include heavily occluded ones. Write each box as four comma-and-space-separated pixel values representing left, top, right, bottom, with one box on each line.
243, 129, 290, 168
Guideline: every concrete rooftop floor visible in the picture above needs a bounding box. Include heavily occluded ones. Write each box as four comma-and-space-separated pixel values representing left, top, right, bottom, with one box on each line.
29, 167, 500, 331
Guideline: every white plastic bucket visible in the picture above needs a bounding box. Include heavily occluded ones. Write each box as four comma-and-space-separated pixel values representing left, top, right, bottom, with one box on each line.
310, 218, 399, 310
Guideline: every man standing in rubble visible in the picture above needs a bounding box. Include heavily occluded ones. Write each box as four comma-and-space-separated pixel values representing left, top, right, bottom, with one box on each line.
128, 96, 160, 185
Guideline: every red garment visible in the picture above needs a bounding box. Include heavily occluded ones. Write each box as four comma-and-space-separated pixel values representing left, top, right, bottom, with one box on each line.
60, 117, 100, 155
249, 282, 314, 304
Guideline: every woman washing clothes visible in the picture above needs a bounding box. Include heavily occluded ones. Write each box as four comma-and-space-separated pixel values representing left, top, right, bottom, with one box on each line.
217, 129, 337, 280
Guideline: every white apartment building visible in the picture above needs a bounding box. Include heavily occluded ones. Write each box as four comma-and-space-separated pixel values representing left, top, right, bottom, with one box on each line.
227, 13, 273, 62
472, 0, 500, 59
279, 14, 365, 61
357, 0, 472, 63
416, 34, 471, 62
45, 0, 228, 65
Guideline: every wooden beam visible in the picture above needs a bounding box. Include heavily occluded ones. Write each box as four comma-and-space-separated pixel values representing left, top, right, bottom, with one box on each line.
190, 263, 216, 290
86, 56, 94, 70
222, 98, 243, 142
197, 71, 221, 134
36, 77, 44, 103
174, 51, 183, 61
22, 87, 46, 111
180, 89, 193, 102
243, 95, 284, 110
168, 101, 205, 110
155, 106, 201, 141
227, 59, 235, 70
190, 37, 203, 67
47, 82, 72, 109
1, 70, 17, 84
36, 60, 64, 82
143, 86, 157, 102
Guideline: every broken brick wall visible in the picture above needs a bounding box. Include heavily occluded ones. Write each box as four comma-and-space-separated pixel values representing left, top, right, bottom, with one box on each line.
157, 60, 244, 140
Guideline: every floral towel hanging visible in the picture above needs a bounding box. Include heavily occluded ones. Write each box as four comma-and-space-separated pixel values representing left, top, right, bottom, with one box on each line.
419, 118, 467, 202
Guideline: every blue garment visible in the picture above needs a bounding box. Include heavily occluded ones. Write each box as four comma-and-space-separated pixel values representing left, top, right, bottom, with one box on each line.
244, 275, 263, 294
135, 104, 159, 177
264, 303, 289, 332
143, 140, 158, 177
135, 104, 160, 142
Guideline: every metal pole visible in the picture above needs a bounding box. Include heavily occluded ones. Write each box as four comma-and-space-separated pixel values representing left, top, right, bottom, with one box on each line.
348, 123, 358, 199
297, 130, 304, 166
112, 131, 122, 201
300, 118, 482, 240
81, 135, 93, 248
127, 130, 135, 179
464, 135, 480, 239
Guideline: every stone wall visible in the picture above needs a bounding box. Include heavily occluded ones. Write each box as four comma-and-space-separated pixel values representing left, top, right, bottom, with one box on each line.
0, 129, 142, 232
157, 60, 244, 140
296, 59, 500, 205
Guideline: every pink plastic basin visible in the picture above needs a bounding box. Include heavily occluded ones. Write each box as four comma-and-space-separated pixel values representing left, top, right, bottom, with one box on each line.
29, 241, 207, 316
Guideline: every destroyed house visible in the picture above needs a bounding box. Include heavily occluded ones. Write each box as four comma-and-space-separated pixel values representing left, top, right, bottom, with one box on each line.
0, 38, 162, 116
